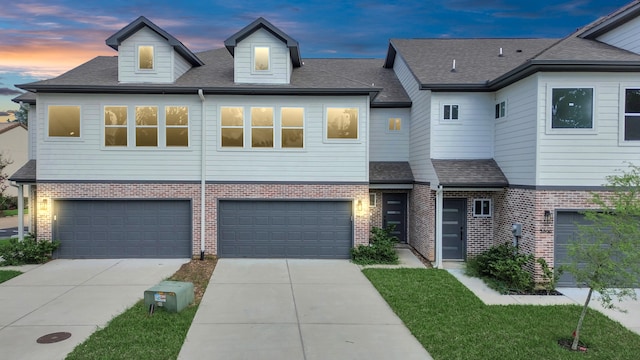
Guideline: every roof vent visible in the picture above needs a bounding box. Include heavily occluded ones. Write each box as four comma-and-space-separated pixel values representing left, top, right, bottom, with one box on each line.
516, 49, 523, 53
451, 59, 456, 72
499, 47, 503, 57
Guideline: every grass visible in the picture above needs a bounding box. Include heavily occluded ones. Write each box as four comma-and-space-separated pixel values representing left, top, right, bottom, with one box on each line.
363, 268, 640, 360
0, 270, 22, 283
1, 208, 28, 217
66, 258, 216, 360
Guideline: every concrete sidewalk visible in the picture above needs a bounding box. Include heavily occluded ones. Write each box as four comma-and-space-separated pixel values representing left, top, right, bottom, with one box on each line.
179, 258, 432, 360
445, 263, 640, 335
0, 258, 189, 360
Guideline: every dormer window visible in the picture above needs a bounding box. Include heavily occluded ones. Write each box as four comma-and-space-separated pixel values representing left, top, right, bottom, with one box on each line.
253, 46, 270, 72
138, 45, 154, 70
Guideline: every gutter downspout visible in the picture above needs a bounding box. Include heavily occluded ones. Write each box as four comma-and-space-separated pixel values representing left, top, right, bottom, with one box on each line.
435, 185, 443, 269
198, 89, 206, 260
9, 182, 24, 242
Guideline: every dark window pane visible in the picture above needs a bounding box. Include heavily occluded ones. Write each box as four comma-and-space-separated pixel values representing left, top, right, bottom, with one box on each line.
444, 105, 450, 119
551, 88, 593, 128
500, 102, 506, 117
222, 128, 243, 147
625, 115, 640, 141
105, 128, 127, 146
252, 128, 273, 147
136, 128, 157, 147
495, 104, 500, 119
626, 89, 640, 113
452, 105, 459, 119
166, 128, 188, 147
282, 129, 303, 148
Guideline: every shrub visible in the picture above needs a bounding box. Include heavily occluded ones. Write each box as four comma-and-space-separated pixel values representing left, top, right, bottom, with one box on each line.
537, 257, 561, 295
351, 226, 399, 265
470, 242, 534, 293
0, 237, 60, 266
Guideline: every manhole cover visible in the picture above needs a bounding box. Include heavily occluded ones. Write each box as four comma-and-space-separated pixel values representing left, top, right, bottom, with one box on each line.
36, 332, 72, 344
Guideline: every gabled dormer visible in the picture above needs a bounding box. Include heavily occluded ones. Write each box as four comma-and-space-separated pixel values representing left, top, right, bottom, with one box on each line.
579, 1, 640, 54
224, 17, 302, 84
105, 16, 203, 84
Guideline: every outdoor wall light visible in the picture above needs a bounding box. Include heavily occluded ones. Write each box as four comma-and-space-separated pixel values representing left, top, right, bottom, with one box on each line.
544, 210, 552, 223
40, 199, 48, 211
357, 200, 363, 212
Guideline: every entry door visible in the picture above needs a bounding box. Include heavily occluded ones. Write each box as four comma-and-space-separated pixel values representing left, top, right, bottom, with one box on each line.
442, 198, 466, 259
382, 193, 407, 243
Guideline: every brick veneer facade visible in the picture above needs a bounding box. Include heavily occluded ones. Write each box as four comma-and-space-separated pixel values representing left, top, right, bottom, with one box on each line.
36, 182, 369, 257
409, 184, 434, 260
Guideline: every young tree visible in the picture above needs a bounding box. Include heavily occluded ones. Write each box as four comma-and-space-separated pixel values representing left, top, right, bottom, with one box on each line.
564, 163, 640, 351
13, 102, 29, 127
0, 153, 13, 211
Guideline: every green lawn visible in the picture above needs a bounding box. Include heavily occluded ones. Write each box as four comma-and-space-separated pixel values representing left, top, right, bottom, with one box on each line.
66, 302, 198, 360
363, 268, 640, 360
0, 270, 22, 283
1, 208, 28, 217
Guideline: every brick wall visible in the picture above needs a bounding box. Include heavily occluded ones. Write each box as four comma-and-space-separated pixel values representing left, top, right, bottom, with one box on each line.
409, 184, 434, 260
36, 182, 369, 257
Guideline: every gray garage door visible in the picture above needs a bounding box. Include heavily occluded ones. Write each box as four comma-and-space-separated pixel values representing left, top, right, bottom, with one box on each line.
554, 211, 591, 286
218, 200, 353, 258
54, 200, 192, 259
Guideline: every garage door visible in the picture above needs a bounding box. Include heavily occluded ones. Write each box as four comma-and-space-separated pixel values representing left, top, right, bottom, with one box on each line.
218, 200, 353, 258
54, 200, 192, 259
554, 211, 590, 286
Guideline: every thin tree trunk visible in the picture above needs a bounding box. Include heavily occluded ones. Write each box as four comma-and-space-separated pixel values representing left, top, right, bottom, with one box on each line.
572, 287, 593, 351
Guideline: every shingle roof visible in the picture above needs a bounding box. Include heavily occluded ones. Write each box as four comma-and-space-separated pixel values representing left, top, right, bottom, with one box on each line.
369, 162, 414, 184
431, 159, 507, 187
579, 0, 640, 39
105, 16, 203, 66
17, 49, 410, 106
11, 92, 36, 105
9, 159, 36, 183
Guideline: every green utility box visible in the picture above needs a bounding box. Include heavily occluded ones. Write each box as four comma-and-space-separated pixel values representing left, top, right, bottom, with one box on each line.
144, 281, 194, 313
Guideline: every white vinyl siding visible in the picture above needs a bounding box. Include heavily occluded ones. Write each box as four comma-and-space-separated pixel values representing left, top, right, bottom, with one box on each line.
494, 75, 538, 186
29, 104, 37, 159
118, 27, 181, 83
431, 93, 494, 159
369, 108, 410, 161
537, 72, 640, 186
392, 55, 435, 183
233, 29, 292, 84
173, 52, 191, 80
596, 15, 640, 55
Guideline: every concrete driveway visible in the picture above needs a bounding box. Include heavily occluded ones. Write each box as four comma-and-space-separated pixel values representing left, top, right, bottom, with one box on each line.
179, 259, 432, 360
0, 258, 189, 360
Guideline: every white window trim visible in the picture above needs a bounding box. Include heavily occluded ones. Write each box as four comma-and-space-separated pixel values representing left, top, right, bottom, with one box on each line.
250, 106, 274, 149
165, 105, 191, 148
219, 105, 245, 150
134, 105, 159, 148
103, 105, 128, 148
323, 106, 361, 142
619, 85, 640, 146
280, 107, 305, 149
45, 104, 83, 141
441, 104, 460, 122
251, 44, 272, 75
473, 199, 492, 218
386, 117, 403, 133
369, 193, 377, 207
495, 100, 507, 120
135, 44, 156, 73
545, 85, 597, 135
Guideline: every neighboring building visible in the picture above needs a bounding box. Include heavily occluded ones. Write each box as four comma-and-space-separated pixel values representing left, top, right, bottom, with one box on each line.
11, 1, 640, 285
0, 122, 28, 198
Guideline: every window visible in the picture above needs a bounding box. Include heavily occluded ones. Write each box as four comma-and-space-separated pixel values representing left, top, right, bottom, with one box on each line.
495, 101, 506, 119
443, 104, 459, 120
473, 199, 491, 217
254, 46, 270, 71
138, 45, 154, 70
551, 88, 593, 129
281, 107, 304, 148
166, 106, 189, 147
135, 106, 158, 147
104, 106, 127, 146
48, 105, 80, 137
624, 89, 640, 141
388, 118, 401, 131
369, 193, 377, 207
327, 107, 358, 139
221, 107, 244, 147
251, 107, 273, 148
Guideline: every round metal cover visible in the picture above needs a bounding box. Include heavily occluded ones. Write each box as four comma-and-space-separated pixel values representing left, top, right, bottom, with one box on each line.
36, 332, 71, 344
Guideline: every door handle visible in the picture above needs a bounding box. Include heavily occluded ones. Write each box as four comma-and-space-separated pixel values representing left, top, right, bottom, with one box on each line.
460, 227, 464, 241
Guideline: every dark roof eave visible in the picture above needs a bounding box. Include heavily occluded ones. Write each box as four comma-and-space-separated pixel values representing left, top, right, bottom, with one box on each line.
442, 183, 508, 188
579, 2, 640, 39
420, 60, 640, 92
370, 101, 412, 108
369, 180, 414, 184
14, 84, 380, 96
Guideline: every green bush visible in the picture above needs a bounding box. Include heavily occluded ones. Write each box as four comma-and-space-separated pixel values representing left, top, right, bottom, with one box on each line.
0, 237, 60, 266
470, 242, 534, 293
351, 226, 399, 265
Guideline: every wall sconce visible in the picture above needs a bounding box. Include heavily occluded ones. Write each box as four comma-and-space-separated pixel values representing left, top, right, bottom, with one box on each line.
40, 199, 48, 212
544, 210, 552, 223
357, 200, 363, 212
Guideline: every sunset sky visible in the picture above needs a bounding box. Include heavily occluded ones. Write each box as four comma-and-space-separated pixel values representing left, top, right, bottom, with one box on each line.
0, 0, 632, 119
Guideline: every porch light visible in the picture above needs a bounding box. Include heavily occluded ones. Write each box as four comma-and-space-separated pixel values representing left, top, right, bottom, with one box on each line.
40, 199, 48, 212
544, 210, 552, 223
357, 200, 363, 212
